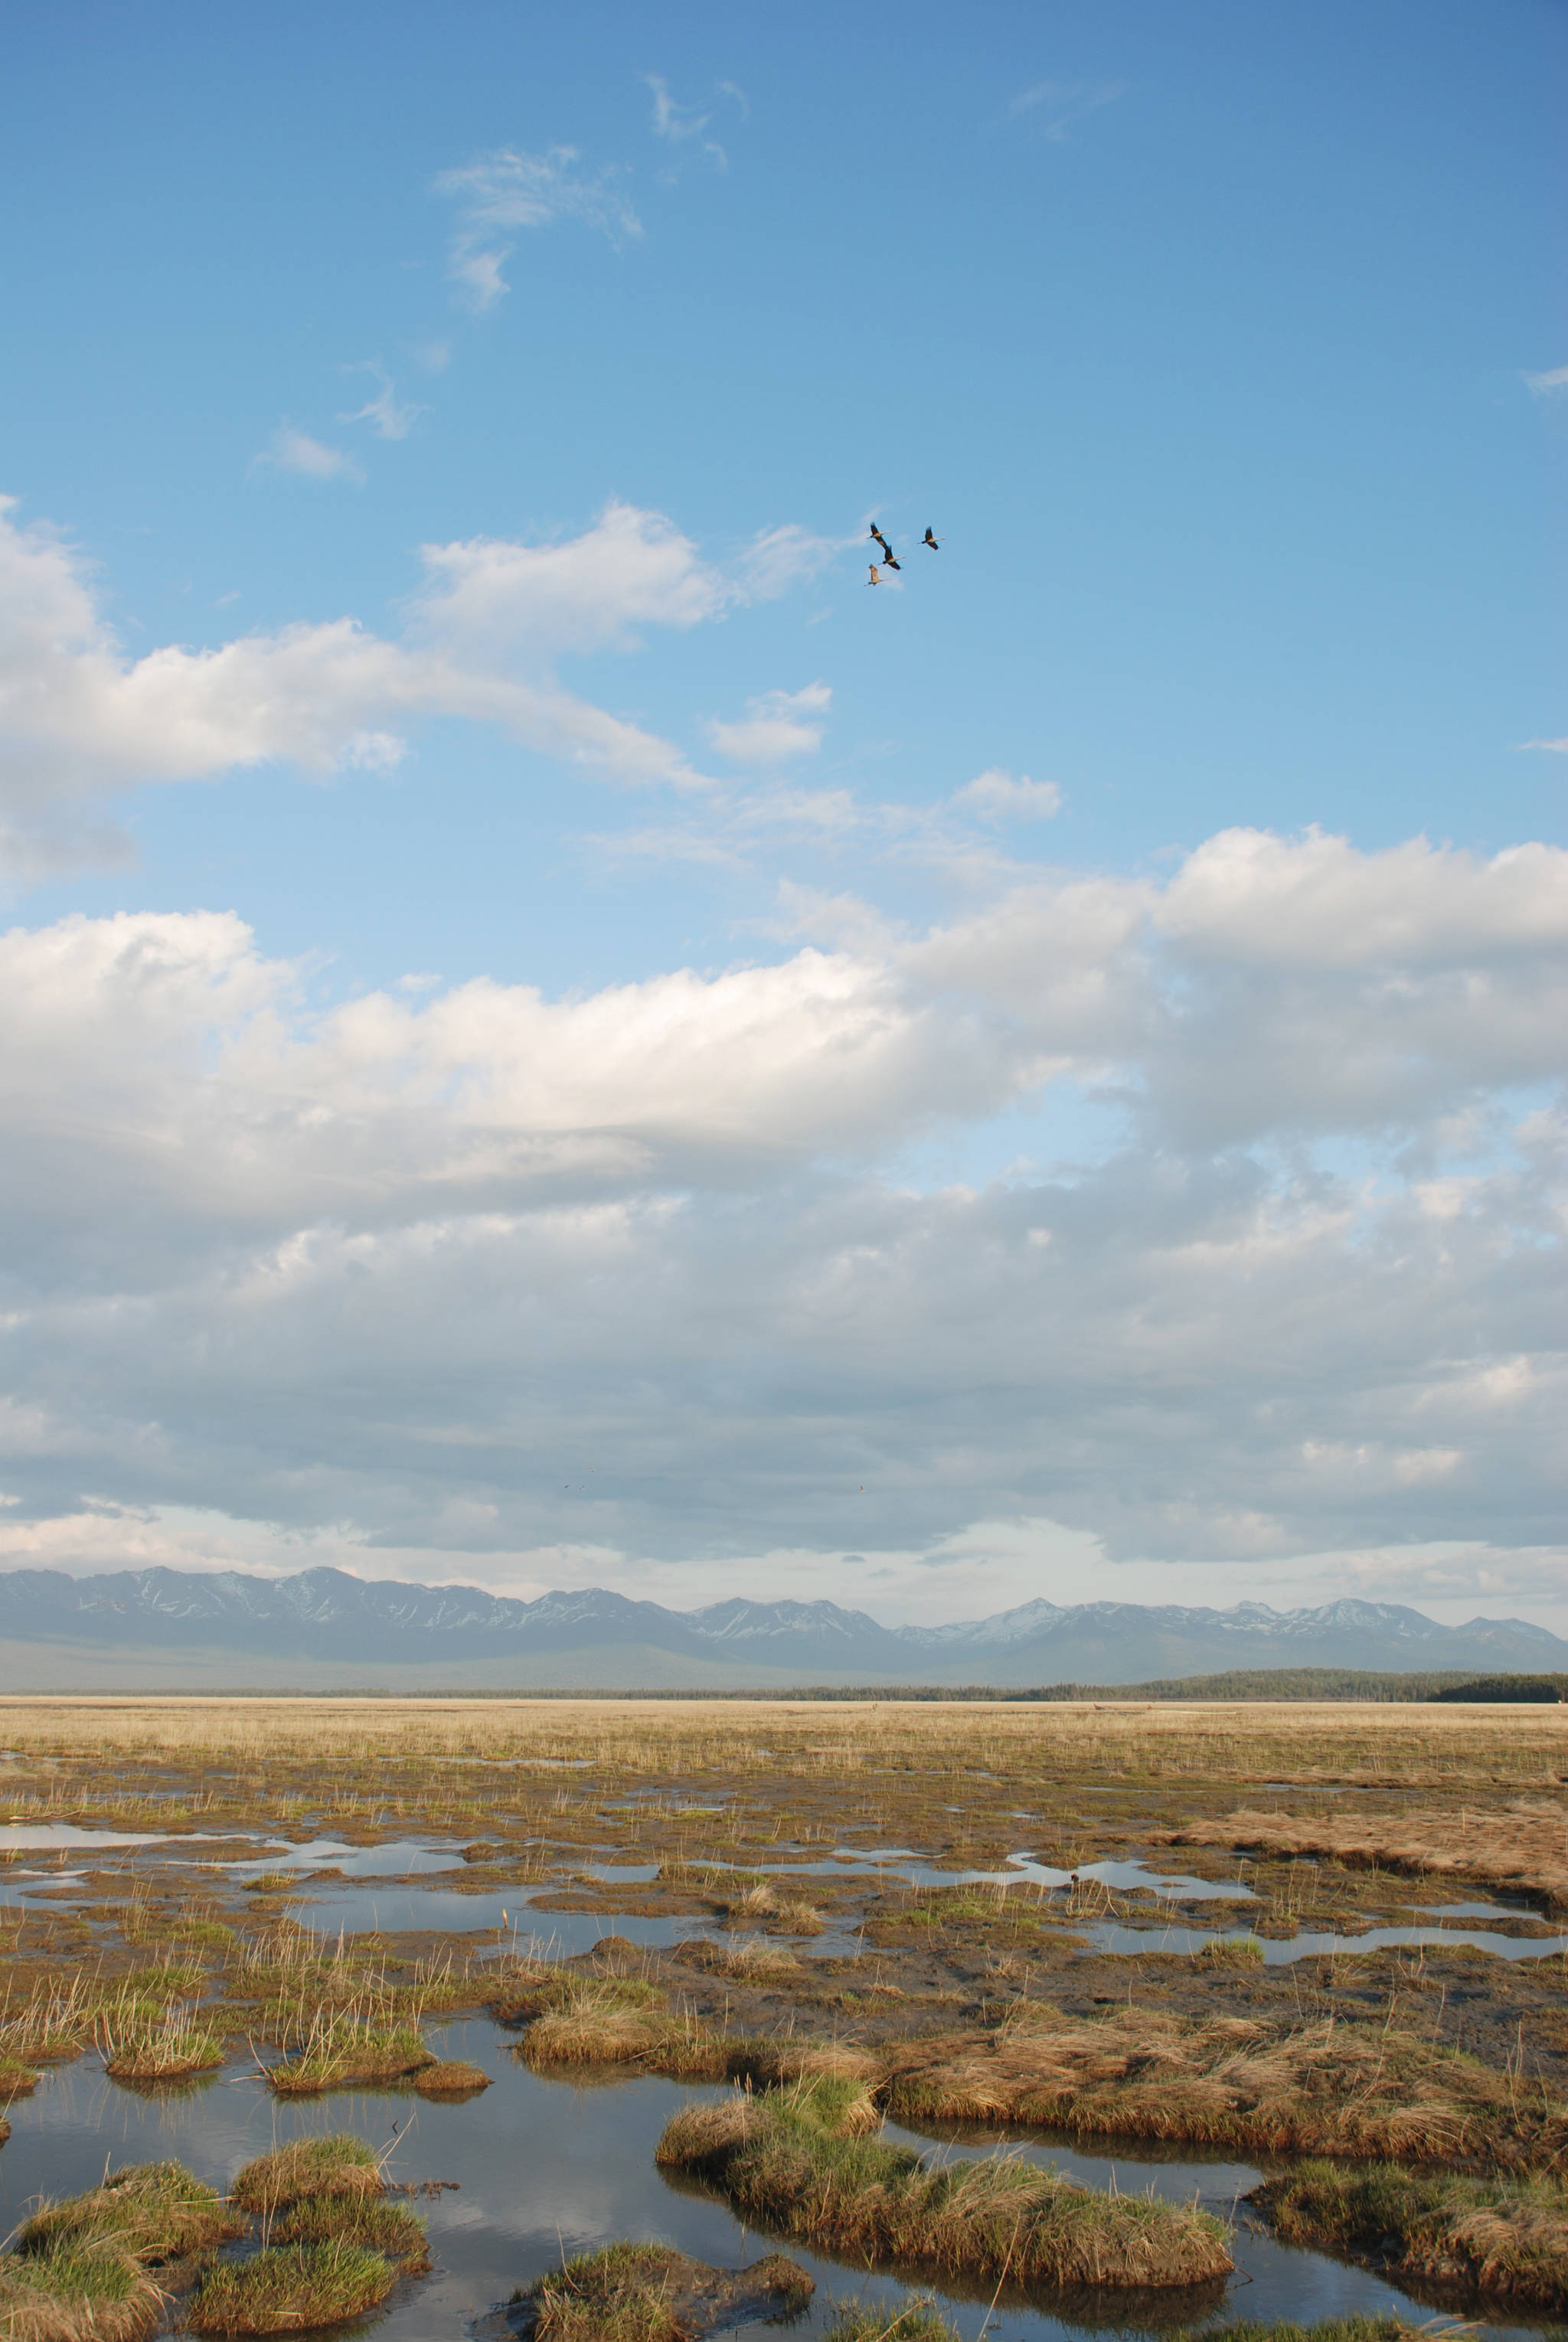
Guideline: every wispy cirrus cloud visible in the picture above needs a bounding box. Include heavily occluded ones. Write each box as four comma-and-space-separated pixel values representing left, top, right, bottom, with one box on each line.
1519, 737, 1568, 753
736, 522, 852, 600
1524, 363, 1568, 394
434, 145, 642, 312
255, 426, 364, 485
339, 363, 426, 442
642, 73, 740, 171
1009, 79, 1125, 140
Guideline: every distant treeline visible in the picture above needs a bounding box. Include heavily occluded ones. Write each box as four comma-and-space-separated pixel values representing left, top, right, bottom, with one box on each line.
1429, 1674, 1568, 1704
74, 1666, 1564, 1703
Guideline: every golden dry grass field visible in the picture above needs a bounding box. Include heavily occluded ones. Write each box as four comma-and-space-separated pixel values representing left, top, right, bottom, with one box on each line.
2, 1696, 1566, 2325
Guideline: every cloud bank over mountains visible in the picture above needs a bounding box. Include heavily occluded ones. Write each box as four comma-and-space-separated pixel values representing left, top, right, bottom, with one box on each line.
0, 655, 1561, 1618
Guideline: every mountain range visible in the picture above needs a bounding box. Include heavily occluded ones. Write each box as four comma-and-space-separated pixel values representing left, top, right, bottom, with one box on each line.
0, 1564, 1563, 1690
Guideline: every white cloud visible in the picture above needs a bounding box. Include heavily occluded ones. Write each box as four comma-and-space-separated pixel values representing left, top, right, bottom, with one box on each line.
952, 769, 1061, 821
1524, 364, 1568, 394
0, 495, 733, 843
256, 427, 363, 484
642, 73, 734, 170
434, 145, 642, 311
339, 363, 425, 442
0, 825, 1562, 1589
709, 683, 831, 764
1008, 79, 1125, 139
1520, 736, 1567, 753
736, 523, 845, 601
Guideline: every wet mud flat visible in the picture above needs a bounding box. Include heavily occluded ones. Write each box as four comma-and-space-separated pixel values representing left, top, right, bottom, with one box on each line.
1, 1694, 1566, 2336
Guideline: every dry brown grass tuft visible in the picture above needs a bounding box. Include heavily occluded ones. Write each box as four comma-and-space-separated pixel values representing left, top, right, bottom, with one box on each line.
880, 2005, 1568, 2167
679, 1934, 805, 1984
412, 2058, 491, 2097
1254, 2161, 1568, 2309
1161, 1800, 1568, 1906
656, 2076, 1232, 2291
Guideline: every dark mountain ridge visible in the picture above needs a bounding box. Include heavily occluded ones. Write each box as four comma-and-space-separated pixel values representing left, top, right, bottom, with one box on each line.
0, 1564, 1562, 1689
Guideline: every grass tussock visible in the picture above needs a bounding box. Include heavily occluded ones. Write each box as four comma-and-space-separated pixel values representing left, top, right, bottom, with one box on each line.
95, 1997, 224, 2083
511, 1975, 722, 2076
822, 2304, 959, 2342
510, 1971, 883, 2099
880, 2006, 1568, 2167
518, 2242, 813, 2342
656, 2076, 1231, 2291
273, 2194, 430, 2274
412, 2056, 491, 2096
0, 2238, 167, 2342
1167, 2325, 1428, 2342
230, 2134, 383, 2215
15, 2162, 242, 2264
1165, 1799, 1568, 1905
1197, 1936, 1265, 1968
2, 2161, 241, 2342
266, 2008, 433, 2094
1255, 2160, 1568, 2311
681, 1934, 805, 1984
185, 2240, 397, 2335
727, 1880, 825, 1933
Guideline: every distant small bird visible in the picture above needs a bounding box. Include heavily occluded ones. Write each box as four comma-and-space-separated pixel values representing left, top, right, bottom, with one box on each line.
883, 551, 901, 572
870, 524, 893, 561
867, 564, 881, 585
923, 528, 939, 550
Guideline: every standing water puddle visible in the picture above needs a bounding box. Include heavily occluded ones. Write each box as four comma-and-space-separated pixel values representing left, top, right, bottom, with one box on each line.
1, 2016, 1549, 2340
1082, 1920, 1568, 1963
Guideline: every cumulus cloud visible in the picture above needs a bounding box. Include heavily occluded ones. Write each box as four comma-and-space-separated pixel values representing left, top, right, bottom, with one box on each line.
952, 769, 1061, 821
0, 495, 753, 849
0, 827, 1562, 1586
708, 683, 830, 763
434, 145, 642, 310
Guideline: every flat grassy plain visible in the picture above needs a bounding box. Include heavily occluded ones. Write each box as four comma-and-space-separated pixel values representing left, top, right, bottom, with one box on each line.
1, 1695, 1565, 2333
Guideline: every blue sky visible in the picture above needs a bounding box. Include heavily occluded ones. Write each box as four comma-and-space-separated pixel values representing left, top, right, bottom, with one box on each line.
0, 1, 1563, 1628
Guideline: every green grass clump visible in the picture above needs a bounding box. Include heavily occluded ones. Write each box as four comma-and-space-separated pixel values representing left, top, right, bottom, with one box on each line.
1254, 2161, 1568, 2311
0, 2236, 167, 2342
1170, 2324, 1428, 2340
519, 2242, 813, 2342
15, 2161, 242, 2263
230, 2134, 383, 2214
96, 2001, 224, 2084
521, 2245, 687, 2342
266, 2012, 433, 2094
186, 2240, 397, 2335
273, 2194, 429, 2273
1197, 1935, 1266, 1966
656, 2077, 1231, 2291
822, 2301, 959, 2342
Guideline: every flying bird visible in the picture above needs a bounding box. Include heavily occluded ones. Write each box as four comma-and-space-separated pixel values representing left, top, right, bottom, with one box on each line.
867, 563, 881, 585
883, 551, 901, 571
923, 528, 939, 550
870, 524, 893, 561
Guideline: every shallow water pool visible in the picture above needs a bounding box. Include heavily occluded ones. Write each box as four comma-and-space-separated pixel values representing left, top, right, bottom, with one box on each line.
1, 2014, 1546, 2339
